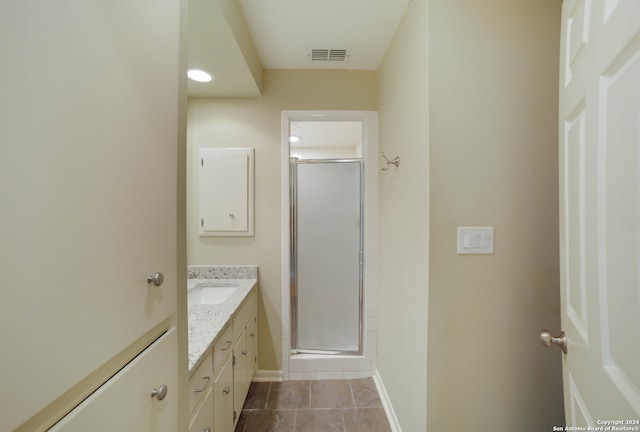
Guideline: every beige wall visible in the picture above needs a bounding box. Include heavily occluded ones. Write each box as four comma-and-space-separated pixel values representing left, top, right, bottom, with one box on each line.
377, 0, 429, 430
427, 0, 564, 430
187, 69, 377, 370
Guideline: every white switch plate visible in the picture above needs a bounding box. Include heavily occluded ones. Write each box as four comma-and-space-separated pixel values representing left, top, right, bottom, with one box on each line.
457, 226, 494, 255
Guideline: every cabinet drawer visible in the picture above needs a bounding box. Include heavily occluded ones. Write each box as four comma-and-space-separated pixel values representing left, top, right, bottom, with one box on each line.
49, 329, 177, 432
189, 386, 213, 432
188, 351, 213, 415
232, 288, 255, 340
213, 323, 233, 375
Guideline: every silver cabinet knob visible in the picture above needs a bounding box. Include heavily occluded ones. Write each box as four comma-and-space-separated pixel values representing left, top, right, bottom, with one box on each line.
540, 330, 568, 354
147, 272, 164, 286
151, 384, 168, 400
229, 213, 235, 218
222, 386, 231, 395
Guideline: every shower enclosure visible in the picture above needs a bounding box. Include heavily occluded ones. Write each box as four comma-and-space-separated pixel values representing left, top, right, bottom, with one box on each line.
290, 158, 364, 354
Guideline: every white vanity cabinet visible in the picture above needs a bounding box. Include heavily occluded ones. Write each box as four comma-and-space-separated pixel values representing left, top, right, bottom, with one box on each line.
188, 285, 257, 432
230, 288, 257, 427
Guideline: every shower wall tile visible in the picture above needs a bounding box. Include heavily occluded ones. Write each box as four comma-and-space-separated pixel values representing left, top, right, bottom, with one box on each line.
366, 289, 377, 305
314, 357, 334, 371
317, 371, 333, 380
366, 303, 377, 318
282, 345, 290, 377
342, 357, 359, 372
357, 358, 372, 372
288, 372, 303, 381
290, 358, 316, 373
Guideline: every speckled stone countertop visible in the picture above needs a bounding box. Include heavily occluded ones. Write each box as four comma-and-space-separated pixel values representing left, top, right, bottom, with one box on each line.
187, 265, 258, 376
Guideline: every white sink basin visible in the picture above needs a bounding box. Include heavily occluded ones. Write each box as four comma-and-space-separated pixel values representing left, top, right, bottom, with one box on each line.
188, 284, 238, 306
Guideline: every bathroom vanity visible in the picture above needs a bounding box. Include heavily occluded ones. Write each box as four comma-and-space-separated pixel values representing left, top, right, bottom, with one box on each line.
187, 266, 258, 432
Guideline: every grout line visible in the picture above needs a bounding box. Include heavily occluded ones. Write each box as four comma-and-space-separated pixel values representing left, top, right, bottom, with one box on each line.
293, 408, 297, 432
348, 378, 356, 407
264, 382, 272, 410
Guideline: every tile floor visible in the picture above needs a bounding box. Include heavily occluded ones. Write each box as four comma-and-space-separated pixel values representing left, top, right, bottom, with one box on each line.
234, 378, 392, 432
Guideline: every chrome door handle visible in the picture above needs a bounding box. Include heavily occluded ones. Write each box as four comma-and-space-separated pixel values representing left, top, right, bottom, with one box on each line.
540, 330, 568, 354
147, 272, 164, 287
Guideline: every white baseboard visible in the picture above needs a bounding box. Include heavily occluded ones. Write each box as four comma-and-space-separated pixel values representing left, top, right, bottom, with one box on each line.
253, 369, 283, 382
373, 370, 402, 432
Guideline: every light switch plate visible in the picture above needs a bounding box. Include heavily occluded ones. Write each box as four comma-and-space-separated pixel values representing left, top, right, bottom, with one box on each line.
457, 226, 494, 254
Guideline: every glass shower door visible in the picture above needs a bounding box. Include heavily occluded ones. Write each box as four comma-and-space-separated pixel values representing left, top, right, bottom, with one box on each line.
291, 159, 363, 354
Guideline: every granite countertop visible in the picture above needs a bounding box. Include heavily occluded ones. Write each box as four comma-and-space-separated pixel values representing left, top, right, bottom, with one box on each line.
187, 265, 258, 376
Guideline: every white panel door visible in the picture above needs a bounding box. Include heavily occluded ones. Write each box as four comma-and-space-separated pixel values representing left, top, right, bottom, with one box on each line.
0, 1, 181, 430
558, 0, 640, 425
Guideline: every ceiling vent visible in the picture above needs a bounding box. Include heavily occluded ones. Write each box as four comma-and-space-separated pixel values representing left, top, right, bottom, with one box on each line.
308, 47, 351, 63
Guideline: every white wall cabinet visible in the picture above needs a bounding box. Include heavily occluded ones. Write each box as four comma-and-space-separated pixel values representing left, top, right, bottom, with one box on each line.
1, 1, 183, 431
198, 148, 255, 237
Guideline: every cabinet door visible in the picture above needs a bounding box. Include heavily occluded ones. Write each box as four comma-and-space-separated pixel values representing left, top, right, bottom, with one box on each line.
0, 1, 181, 430
233, 329, 249, 418
189, 387, 214, 432
198, 148, 254, 236
49, 329, 178, 432
214, 356, 234, 432
247, 314, 258, 382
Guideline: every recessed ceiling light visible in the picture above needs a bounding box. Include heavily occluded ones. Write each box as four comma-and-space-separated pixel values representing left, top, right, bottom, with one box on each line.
188, 69, 214, 83
289, 135, 301, 143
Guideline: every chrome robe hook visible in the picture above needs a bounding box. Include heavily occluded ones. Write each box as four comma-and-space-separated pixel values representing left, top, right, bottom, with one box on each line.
381, 152, 400, 171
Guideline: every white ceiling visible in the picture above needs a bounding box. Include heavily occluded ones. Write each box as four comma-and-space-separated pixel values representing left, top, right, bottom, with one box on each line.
238, 0, 410, 70
188, 0, 410, 97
